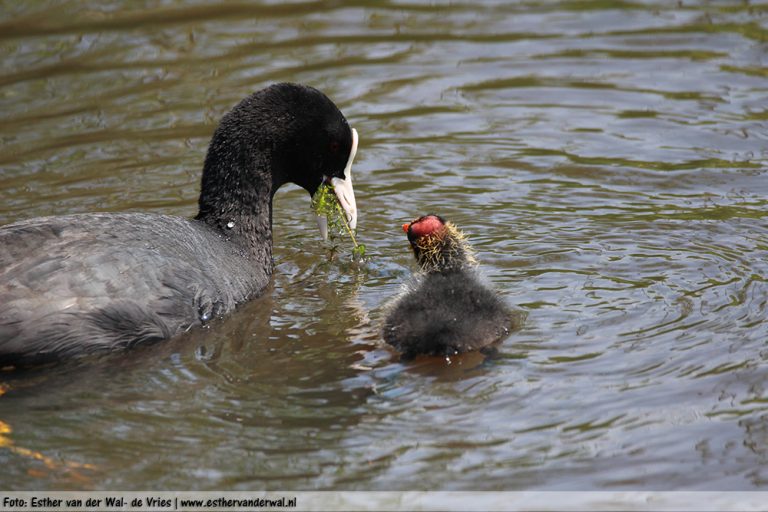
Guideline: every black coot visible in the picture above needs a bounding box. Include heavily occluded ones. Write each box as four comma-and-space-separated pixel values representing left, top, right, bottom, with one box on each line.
0, 83, 359, 366
382, 215, 514, 358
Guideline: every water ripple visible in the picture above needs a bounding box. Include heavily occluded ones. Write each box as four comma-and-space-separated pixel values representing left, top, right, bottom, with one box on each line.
2, 0, 768, 493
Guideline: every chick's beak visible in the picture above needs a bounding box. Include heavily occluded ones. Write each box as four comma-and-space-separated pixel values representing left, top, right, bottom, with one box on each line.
402, 223, 410, 233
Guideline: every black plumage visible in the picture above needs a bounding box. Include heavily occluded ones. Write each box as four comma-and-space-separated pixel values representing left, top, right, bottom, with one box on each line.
383, 215, 514, 358
0, 83, 358, 366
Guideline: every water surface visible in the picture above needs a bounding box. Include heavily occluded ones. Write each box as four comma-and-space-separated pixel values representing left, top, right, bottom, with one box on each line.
1, 0, 768, 492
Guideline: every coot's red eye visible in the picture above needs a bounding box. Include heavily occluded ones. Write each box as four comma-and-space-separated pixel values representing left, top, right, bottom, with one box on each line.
329, 141, 340, 152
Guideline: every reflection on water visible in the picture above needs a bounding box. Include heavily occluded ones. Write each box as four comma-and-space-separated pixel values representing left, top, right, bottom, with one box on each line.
1, 0, 768, 492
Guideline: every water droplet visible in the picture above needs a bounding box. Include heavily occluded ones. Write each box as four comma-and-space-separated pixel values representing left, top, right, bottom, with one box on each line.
200, 311, 211, 322
226, 221, 235, 229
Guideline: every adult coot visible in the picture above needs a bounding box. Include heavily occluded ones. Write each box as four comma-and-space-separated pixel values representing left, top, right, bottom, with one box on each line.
0, 83, 359, 366
382, 215, 514, 358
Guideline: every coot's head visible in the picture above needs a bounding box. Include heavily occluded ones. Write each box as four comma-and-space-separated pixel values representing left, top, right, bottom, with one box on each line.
198, 83, 358, 233
402, 214, 476, 273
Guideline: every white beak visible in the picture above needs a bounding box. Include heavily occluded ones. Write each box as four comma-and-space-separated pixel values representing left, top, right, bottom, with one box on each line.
316, 127, 358, 239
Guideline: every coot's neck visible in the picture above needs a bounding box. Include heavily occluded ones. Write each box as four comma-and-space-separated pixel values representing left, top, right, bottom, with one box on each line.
194, 135, 285, 269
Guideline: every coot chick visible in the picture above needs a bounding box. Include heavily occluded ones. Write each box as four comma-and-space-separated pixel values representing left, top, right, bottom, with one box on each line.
0, 83, 359, 367
382, 215, 514, 358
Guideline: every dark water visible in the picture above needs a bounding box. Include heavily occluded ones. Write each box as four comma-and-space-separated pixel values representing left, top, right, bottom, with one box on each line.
1, 0, 768, 493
